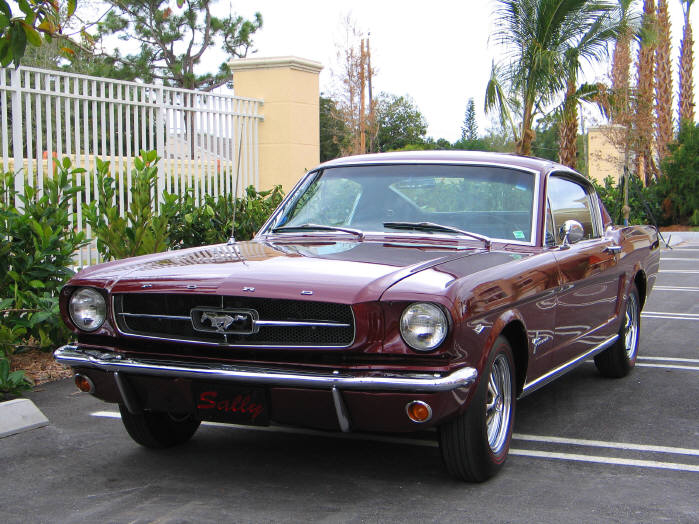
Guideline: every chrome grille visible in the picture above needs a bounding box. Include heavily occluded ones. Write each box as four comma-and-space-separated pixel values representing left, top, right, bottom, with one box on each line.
113, 294, 355, 347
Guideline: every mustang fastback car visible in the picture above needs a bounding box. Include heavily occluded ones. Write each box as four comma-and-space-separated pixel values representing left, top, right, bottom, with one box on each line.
55, 151, 660, 481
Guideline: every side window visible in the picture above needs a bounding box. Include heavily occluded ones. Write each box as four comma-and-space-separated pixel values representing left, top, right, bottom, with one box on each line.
547, 176, 597, 242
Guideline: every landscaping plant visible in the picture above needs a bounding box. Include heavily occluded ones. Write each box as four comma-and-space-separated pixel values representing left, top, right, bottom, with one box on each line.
169, 184, 284, 249
85, 151, 178, 260
0, 160, 88, 354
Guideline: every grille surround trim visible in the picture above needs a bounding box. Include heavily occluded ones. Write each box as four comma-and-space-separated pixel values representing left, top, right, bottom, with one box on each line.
112, 294, 356, 349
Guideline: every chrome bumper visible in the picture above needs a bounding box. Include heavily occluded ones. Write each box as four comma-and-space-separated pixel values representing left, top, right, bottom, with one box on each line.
54, 345, 478, 393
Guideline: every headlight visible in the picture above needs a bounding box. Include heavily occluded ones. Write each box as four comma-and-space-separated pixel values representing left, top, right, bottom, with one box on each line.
400, 302, 448, 351
69, 288, 106, 332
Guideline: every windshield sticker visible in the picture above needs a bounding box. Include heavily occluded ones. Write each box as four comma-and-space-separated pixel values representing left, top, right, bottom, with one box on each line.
513, 230, 525, 240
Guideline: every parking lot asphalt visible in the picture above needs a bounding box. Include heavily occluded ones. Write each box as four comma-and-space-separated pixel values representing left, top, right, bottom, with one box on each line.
1, 245, 697, 524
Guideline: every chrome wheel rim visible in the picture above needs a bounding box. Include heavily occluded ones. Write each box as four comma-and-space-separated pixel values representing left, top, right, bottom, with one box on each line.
485, 353, 512, 454
624, 293, 639, 360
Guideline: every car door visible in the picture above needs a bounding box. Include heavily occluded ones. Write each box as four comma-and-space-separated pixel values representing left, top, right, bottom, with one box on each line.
545, 174, 623, 367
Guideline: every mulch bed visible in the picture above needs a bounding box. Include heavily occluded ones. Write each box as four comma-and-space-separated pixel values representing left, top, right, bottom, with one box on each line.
10, 349, 72, 386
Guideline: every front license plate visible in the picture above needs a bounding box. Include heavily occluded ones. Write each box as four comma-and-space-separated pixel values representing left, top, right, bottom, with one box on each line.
194, 384, 269, 425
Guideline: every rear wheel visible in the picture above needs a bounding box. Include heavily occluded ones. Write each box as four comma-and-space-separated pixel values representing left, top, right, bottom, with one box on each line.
119, 404, 200, 448
594, 284, 640, 378
439, 336, 515, 482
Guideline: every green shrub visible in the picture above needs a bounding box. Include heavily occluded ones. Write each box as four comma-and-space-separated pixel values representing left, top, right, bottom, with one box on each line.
592, 175, 663, 226
0, 351, 32, 400
657, 122, 699, 225
169, 184, 284, 249
85, 151, 178, 261
0, 160, 89, 352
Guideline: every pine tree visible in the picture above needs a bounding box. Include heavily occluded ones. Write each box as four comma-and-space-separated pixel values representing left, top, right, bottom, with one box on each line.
678, 0, 695, 126
461, 99, 478, 141
655, 1, 673, 161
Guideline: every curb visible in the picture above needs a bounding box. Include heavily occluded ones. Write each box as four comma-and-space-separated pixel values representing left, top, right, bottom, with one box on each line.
661, 231, 699, 248
0, 398, 49, 438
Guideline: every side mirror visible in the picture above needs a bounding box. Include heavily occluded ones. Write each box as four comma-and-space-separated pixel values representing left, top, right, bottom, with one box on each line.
559, 220, 584, 247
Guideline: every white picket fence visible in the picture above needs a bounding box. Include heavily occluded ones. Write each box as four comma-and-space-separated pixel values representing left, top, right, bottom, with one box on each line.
0, 66, 263, 266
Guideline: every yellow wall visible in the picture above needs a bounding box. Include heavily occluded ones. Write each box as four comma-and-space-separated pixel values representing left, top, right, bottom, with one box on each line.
587, 126, 626, 184
229, 56, 323, 193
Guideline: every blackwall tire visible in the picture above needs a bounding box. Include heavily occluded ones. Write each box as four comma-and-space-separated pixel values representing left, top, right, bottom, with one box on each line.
594, 284, 640, 378
439, 336, 516, 482
118, 404, 201, 449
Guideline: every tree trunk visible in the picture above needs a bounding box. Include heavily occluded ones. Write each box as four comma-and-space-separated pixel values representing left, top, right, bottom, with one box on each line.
559, 82, 578, 168
635, 0, 657, 185
679, 2, 695, 125
654, 1, 673, 163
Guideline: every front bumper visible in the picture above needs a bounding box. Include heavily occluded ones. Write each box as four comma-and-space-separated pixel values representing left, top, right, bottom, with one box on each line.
54, 345, 478, 432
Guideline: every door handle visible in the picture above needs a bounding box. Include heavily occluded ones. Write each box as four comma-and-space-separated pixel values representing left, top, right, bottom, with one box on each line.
604, 245, 622, 254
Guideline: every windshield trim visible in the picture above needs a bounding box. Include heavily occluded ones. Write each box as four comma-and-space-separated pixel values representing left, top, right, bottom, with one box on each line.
257, 161, 541, 247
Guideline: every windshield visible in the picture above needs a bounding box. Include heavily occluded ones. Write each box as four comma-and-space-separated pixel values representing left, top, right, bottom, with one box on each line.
266, 164, 536, 242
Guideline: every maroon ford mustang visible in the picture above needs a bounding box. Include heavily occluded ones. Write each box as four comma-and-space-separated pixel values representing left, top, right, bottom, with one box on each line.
55, 151, 660, 481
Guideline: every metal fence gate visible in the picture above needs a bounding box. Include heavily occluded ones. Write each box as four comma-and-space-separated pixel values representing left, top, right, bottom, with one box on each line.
0, 66, 263, 266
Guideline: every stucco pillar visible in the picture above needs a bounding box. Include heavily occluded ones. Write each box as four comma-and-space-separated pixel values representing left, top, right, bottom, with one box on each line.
229, 56, 323, 192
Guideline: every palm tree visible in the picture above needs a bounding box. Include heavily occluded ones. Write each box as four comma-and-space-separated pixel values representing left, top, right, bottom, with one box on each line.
635, 0, 657, 184
559, 10, 620, 167
678, 0, 695, 126
655, 1, 673, 161
485, 0, 618, 157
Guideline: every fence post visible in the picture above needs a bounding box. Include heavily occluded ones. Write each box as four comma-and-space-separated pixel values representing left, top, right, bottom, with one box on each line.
10, 68, 23, 209
228, 56, 322, 193
156, 85, 165, 204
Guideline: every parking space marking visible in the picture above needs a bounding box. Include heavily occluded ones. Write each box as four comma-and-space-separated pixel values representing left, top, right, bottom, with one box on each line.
512, 433, 699, 456
90, 411, 699, 474
642, 311, 699, 320
636, 363, 699, 371
509, 450, 699, 473
658, 269, 699, 274
652, 286, 699, 292
638, 356, 699, 363
660, 258, 699, 261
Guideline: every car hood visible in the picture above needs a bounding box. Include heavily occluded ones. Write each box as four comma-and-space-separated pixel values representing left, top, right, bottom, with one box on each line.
70, 238, 525, 303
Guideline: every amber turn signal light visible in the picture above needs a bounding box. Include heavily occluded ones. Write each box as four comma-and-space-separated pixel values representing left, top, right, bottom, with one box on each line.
74, 374, 95, 394
405, 400, 432, 423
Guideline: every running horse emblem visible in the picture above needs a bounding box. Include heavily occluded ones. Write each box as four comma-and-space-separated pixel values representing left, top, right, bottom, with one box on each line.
200, 312, 247, 333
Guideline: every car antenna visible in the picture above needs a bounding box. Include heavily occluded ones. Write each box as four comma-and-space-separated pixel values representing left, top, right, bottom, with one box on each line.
227, 120, 246, 246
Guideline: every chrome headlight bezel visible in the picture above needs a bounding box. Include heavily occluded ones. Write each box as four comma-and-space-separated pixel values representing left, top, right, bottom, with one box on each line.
68, 287, 107, 332
399, 302, 449, 352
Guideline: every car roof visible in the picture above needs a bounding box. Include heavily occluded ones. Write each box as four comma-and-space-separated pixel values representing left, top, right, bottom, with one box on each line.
318, 150, 572, 173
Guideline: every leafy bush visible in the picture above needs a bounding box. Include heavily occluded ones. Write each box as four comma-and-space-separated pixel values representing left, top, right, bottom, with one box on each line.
0, 351, 32, 400
169, 184, 284, 249
592, 175, 663, 226
85, 151, 178, 260
0, 160, 88, 352
657, 122, 699, 225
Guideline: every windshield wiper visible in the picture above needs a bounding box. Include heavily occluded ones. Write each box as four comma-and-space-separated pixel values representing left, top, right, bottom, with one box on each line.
383, 221, 491, 250
271, 223, 365, 240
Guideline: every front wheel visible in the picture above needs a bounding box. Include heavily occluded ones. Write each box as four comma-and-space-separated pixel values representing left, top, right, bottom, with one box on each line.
594, 284, 640, 378
119, 404, 201, 449
439, 336, 516, 482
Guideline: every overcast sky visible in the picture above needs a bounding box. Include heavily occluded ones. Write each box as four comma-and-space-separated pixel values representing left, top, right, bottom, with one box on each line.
233, 0, 699, 142
91, 1, 699, 143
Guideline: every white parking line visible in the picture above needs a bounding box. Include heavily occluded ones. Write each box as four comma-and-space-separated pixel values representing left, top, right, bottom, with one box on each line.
658, 269, 699, 274
642, 311, 699, 320
512, 433, 699, 455
91, 411, 699, 474
660, 258, 699, 261
638, 356, 699, 363
652, 286, 699, 292
636, 363, 699, 371
509, 449, 699, 473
